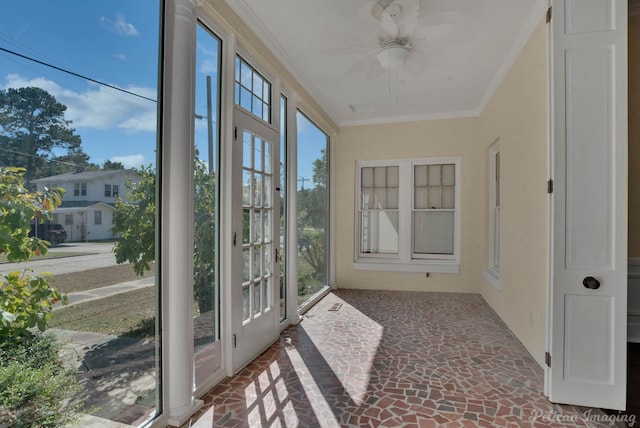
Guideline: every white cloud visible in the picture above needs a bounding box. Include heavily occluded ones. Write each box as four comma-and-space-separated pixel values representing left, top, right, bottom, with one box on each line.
199, 59, 219, 74
110, 154, 145, 169
3, 74, 157, 133
100, 14, 139, 36
113, 53, 127, 61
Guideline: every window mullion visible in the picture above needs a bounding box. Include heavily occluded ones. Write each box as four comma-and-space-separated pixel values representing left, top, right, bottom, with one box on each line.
398, 161, 412, 263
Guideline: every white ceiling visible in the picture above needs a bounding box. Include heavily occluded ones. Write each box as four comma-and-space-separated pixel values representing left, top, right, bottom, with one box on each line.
227, 0, 545, 127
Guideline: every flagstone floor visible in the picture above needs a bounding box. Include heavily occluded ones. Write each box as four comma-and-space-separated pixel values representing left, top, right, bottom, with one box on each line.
179, 290, 631, 427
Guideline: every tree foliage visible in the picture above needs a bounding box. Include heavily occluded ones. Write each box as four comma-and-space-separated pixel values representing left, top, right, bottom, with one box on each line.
0, 87, 90, 184
112, 157, 217, 313
112, 164, 156, 276
0, 167, 67, 338
297, 148, 328, 284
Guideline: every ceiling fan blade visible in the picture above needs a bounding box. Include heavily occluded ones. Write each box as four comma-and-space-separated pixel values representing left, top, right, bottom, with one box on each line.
380, 12, 399, 38
394, 0, 420, 37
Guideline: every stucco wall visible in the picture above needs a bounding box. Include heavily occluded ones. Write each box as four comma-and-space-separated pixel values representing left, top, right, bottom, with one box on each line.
477, 18, 549, 365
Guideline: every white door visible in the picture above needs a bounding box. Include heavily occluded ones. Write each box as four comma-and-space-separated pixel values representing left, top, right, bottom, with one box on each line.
232, 107, 281, 372
548, 0, 627, 410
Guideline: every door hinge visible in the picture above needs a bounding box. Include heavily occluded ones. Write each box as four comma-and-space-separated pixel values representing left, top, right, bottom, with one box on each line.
233, 232, 237, 246
545, 351, 551, 367
233, 333, 237, 348
546, 6, 552, 23
547, 179, 554, 194
234, 126, 238, 141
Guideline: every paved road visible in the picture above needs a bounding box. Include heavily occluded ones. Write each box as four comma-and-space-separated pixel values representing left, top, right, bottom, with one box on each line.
0, 242, 119, 276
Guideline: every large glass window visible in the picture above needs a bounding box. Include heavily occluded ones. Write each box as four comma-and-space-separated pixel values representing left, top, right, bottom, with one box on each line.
193, 23, 222, 383
296, 111, 329, 306
0, 1, 162, 424
356, 157, 460, 272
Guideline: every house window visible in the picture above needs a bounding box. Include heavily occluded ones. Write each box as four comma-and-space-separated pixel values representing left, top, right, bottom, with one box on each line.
355, 157, 460, 273
94, 210, 102, 225
112, 185, 119, 198
485, 145, 501, 288
105, 184, 112, 197
65, 214, 73, 226
74, 182, 87, 197
235, 55, 271, 123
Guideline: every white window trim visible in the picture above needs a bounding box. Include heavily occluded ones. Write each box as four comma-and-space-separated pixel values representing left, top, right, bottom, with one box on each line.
484, 143, 501, 290
354, 157, 461, 274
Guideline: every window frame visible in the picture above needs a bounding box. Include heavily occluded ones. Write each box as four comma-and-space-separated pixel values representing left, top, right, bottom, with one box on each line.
484, 143, 501, 289
105, 184, 112, 197
354, 157, 461, 273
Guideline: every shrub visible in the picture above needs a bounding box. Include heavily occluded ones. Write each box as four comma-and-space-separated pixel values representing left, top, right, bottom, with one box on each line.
0, 334, 83, 427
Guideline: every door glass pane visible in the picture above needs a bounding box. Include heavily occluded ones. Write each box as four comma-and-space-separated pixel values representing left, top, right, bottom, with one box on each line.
296, 111, 329, 306
242, 131, 275, 321
3, 2, 161, 423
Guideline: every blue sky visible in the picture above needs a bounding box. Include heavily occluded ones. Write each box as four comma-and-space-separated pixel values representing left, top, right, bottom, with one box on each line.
0, 1, 160, 168
0, 1, 327, 187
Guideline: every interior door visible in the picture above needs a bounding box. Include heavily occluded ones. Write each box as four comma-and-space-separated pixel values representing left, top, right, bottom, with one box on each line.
232, 107, 280, 372
548, 0, 627, 409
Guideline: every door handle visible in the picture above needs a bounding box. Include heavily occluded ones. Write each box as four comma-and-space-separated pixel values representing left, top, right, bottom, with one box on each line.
583, 276, 601, 290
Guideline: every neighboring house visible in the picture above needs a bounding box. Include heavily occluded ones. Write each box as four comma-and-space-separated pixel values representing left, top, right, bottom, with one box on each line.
31, 169, 139, 242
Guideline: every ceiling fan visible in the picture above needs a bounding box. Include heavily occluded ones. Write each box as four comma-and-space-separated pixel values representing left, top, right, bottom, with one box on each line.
341, 0, 471, 79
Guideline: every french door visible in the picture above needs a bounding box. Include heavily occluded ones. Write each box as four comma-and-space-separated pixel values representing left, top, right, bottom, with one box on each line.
232, 107, 281, 372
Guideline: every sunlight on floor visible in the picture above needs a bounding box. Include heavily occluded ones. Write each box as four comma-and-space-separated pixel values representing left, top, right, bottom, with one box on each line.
300, 294, 384, 406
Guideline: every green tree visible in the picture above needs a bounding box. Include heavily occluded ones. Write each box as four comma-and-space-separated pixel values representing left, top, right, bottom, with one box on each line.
102, 160, 125, 170
0, 87, 90, 185
112, 157, 217, 314
297, 149, 328, 286
112, 165, 156, 276
0, 167, 67, 337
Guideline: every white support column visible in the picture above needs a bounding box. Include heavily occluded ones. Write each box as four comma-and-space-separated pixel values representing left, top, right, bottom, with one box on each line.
286, 95, 302, 324
161, 0, 202, 424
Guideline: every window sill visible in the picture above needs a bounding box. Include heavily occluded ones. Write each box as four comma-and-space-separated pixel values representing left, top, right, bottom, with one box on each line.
353, 260, 460, 274
483, 267, 501, 290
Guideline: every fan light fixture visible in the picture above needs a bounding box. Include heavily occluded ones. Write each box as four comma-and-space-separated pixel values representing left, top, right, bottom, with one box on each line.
377, 43, 409, 70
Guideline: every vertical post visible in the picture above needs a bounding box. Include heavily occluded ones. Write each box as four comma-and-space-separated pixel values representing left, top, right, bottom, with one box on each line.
161, 0, 202, 424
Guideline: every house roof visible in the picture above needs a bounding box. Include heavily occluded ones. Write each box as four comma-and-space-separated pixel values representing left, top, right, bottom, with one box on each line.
59, 201, 116, 209
31, 169, 137, 183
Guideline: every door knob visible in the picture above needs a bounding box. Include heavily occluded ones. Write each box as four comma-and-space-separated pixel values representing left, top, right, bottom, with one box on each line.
583, 276, 600, 290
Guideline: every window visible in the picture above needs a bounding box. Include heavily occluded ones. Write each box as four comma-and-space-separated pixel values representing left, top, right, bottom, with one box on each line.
65, 214, 73, 226
94, 210, 102, 225
105, 184, 111, 197
235, 55, 271, 123
355, 157, 460, 273
297, 111, 330, 306
112, 184, 119, 198
485, 145, 501, 288
74, 182, 87, 197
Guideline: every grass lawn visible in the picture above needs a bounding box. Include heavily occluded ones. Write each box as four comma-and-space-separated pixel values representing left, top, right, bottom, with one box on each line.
50, 287, 156, 339
51, 263, 155, 293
